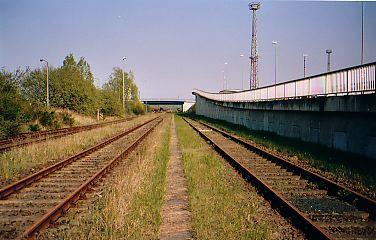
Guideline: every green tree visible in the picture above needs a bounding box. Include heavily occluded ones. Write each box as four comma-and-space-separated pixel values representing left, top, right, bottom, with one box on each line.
17, 68, 46, 105
102, 67, 124, 114
127, 71, 140, 101
62, 53, 77, 70
99, 89, 123, 116
0, 53, 145, 137
77, 57, 94, 83
43, 53, 99, 114
102, 67, 144, 115
0, 70, 29, 137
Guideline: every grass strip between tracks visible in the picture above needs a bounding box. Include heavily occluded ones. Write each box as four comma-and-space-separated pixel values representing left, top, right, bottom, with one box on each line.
175, 116, 272, 239
40, 115, 171, 239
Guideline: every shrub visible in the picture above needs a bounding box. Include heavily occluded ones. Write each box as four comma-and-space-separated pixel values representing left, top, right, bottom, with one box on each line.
52, 118, 62, 129
131, 100, 145, 115
40, 111, 54, 127
0, 70, 27, 137
24, 102, 44, 123
0, 119, 21, 138
60, 112, 75, 126
39, 110, 62, 129
29, 124, 41, 132
99, 90, 123, 116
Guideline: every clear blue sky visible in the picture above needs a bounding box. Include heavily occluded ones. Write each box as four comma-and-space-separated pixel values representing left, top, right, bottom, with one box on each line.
1, 0, 375, 99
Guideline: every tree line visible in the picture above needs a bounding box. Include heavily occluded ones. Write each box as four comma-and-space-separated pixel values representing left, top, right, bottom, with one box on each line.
0, 53, 145, 138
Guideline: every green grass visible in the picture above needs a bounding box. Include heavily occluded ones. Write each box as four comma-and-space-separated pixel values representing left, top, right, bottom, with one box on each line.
175, 116, 272, 239
121, 119, 170, 238
181, 113, 376, 196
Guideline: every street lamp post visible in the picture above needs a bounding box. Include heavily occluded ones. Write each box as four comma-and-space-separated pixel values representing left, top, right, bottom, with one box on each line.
224, 62, 228, 90
325, 50, 333, 94
361, 1, 364, 64
303, 54, 308, 78
221, 70, 225, 90
122, 57, 126, 113
272, 42, 278, 85
240, 54, 245, 89
272, 41, 278, 98
326, 49, 332, 72
39, 59, 49, 109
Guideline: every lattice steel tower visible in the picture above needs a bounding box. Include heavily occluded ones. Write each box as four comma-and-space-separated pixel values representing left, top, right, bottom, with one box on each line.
249, 2, 260, 89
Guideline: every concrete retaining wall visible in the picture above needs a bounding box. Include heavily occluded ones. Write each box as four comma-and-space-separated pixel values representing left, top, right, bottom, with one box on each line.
195, 94, 376, 159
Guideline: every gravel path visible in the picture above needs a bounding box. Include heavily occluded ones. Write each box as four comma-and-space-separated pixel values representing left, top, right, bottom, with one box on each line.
159, 117, 193, 240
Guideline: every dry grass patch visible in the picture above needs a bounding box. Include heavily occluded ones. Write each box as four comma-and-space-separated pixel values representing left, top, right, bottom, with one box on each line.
0, 114, 154, 186
55, 108, 120, 126
41, 115, 171, 239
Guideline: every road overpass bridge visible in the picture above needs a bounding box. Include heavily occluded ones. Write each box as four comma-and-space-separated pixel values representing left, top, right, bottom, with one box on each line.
141, 98, 195, 112
193, 62, 376, 159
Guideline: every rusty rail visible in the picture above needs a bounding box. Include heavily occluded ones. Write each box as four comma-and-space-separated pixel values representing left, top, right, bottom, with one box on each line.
196, 119, 376, 218
184, 117, 333, 240
20, 117, 163, 239
0, 116, 159, 199
0, 117, 135, 152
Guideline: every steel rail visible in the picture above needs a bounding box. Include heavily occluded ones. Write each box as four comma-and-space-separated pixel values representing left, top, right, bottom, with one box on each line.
0, 117, 136, 152
184, 117, 334, 240
0, 116, 160, 199
196, 119, 376, 219
19, 117, 163, 239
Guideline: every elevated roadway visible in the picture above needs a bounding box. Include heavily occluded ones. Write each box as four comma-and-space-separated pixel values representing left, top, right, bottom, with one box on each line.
141, 98, 195, 112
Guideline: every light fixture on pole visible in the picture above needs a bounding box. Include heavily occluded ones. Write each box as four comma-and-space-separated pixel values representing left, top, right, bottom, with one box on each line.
39, 59, 49, 109
361, 1, 365, 64
221, 70, 225, 90
326, 49, 332, 72
224, 62, 228, 90
272, 42, 278, 85
122, 57, 126, 113
240, 54, 245, 89
272, 41, 278, 98
303, 54, 308, 78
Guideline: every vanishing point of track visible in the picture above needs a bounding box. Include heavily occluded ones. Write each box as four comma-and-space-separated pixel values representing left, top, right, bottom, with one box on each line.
184, 118, 376, 240
0, 117, 135, 153
0, 115, 163, 239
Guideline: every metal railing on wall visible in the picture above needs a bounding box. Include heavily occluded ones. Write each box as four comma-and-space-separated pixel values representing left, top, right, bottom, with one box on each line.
193, 62, 376, 103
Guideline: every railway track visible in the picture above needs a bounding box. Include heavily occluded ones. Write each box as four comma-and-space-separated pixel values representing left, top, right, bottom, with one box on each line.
184, 118, 376, 240
0, 117, 135, 153
0, 116, 163, 239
